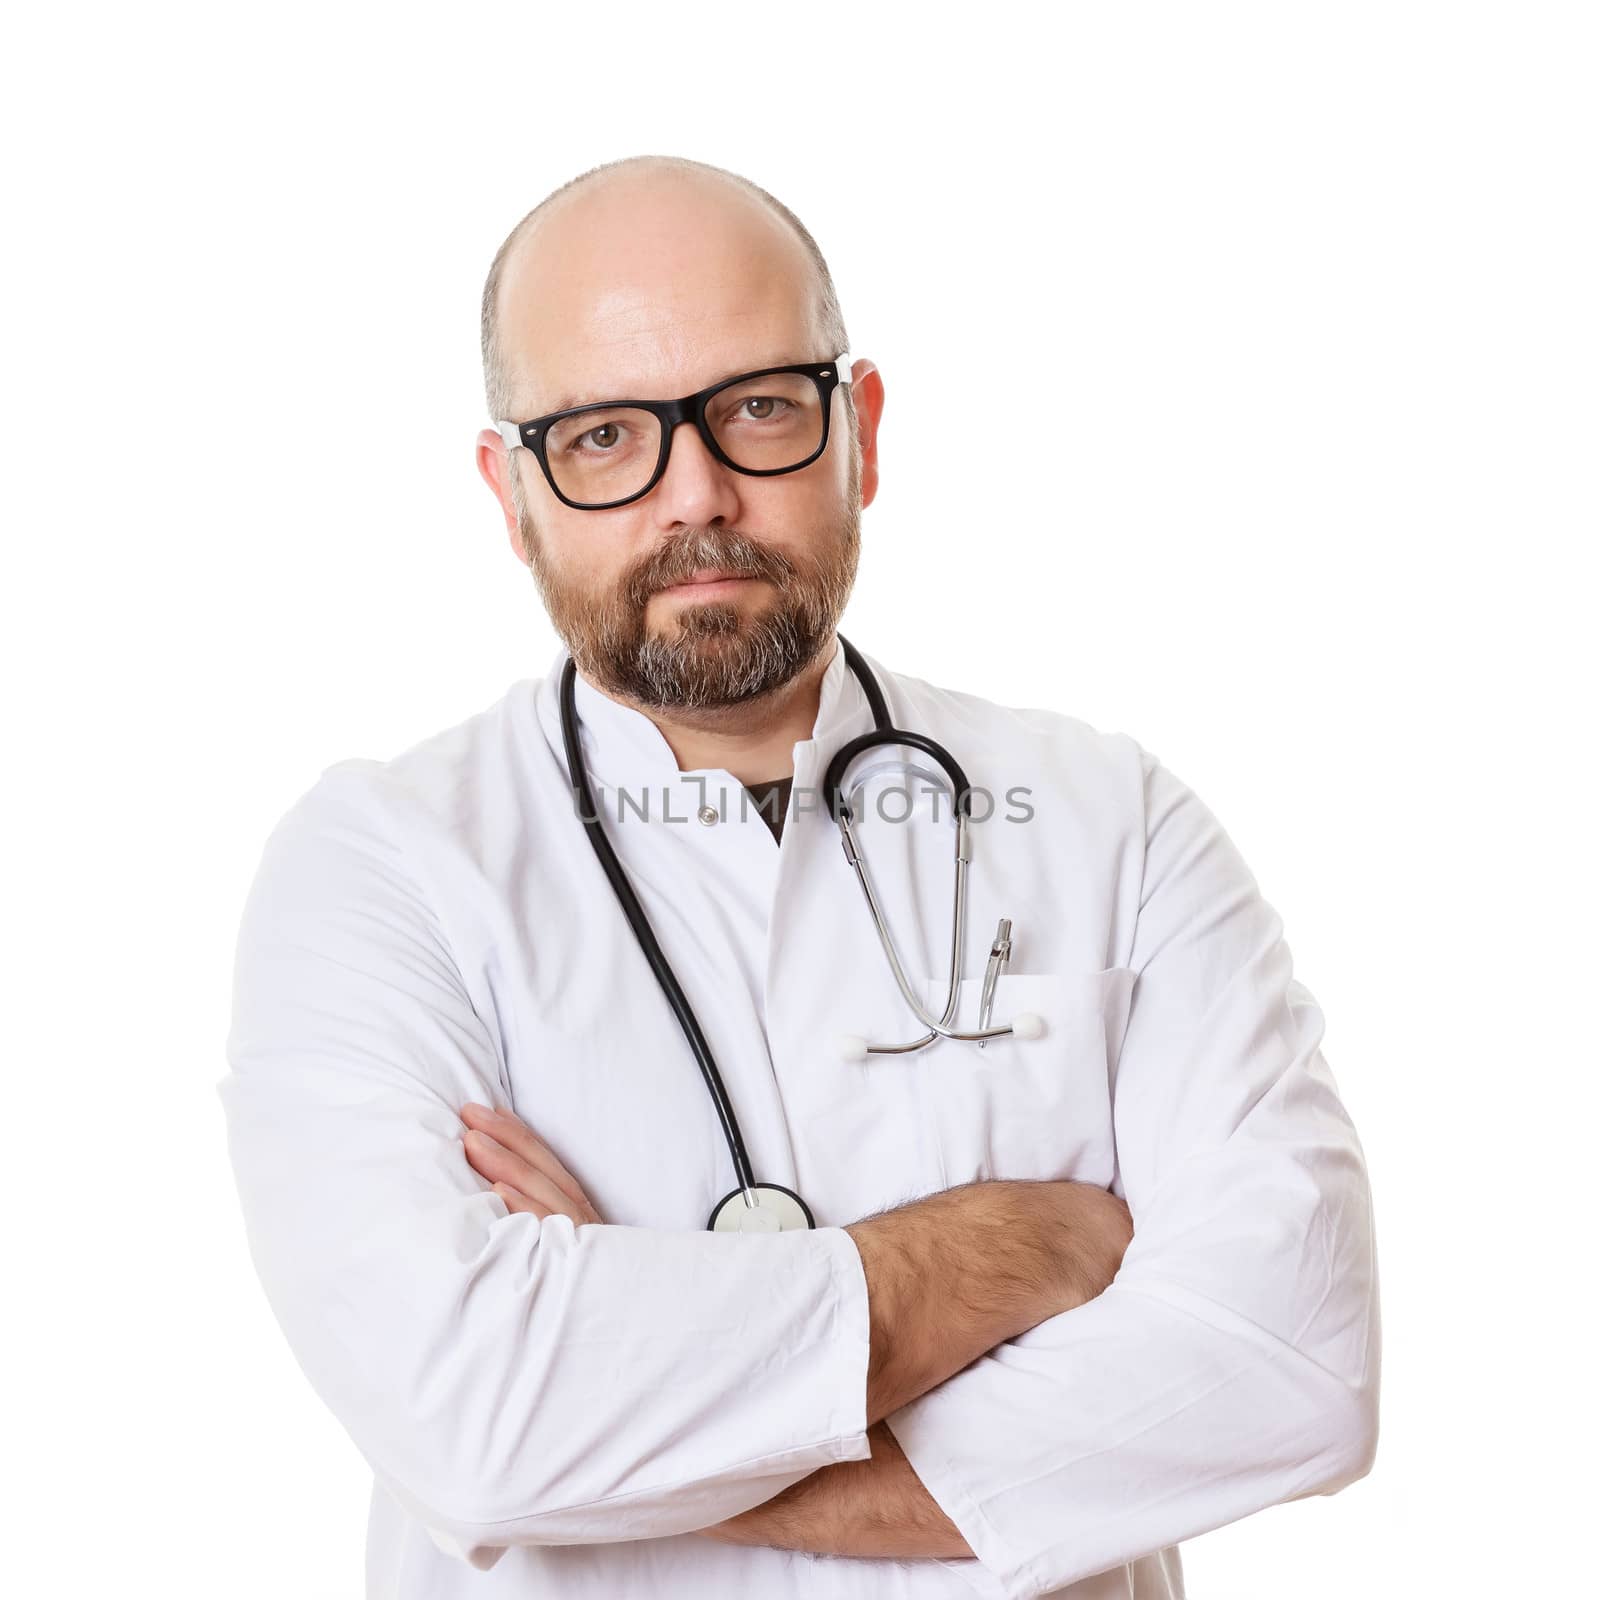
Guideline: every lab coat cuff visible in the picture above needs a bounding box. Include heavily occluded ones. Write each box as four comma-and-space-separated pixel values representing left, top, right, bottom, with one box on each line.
884, 1411, 1019, 1599
820, 1225, 875, 1459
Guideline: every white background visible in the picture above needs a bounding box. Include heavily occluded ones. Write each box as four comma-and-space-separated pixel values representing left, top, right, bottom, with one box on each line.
4, 3, 1595, 1594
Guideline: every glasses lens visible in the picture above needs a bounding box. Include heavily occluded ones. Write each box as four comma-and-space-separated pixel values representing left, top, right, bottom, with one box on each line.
706, 372, 825, 472
543, 407, 663, 506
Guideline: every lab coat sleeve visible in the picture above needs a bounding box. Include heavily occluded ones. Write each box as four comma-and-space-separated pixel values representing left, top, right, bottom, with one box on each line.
883, 747, 1381, 1600
217, 767, 871, 1567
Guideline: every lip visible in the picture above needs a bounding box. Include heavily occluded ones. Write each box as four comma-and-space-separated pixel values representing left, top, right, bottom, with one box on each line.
658, 570, 759, 596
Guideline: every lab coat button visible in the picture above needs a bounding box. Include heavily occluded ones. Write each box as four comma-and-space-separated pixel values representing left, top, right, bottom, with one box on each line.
696, 804, 719, 826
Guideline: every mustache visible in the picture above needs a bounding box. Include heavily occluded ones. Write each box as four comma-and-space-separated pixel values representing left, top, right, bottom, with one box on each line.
625, 529, 796, 608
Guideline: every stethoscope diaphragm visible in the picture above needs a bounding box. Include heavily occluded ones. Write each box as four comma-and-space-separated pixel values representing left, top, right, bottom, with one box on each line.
707, 1182, 815, 1233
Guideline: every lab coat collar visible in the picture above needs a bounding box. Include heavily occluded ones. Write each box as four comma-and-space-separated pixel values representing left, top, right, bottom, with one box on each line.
532, 633, 877, 794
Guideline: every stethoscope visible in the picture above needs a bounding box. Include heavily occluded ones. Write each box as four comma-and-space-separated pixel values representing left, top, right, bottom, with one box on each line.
560, 634, 1043, 1234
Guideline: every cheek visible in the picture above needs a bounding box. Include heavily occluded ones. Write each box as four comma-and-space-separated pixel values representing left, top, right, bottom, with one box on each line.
755, 482, 851, 556
537, 514, 642, 591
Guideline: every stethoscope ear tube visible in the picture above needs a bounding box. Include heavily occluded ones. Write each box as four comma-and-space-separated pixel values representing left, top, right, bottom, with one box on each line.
822, 728, 977, 823
820, 644, 1036, 1057
824, 635, 974, 821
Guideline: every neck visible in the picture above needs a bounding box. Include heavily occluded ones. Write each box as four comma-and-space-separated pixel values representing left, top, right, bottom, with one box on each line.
618, 636, 836, 784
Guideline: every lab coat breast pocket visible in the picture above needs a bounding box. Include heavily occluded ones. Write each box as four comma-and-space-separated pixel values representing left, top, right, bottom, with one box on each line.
914, 967, 1135, 1189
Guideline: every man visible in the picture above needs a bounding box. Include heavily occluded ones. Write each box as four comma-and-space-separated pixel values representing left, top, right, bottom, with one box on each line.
219, 154, 1380, 1599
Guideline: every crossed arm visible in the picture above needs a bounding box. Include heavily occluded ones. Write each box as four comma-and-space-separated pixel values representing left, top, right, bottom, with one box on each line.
230, 756, 1377, 1586
457, 1098, 1131, 1560
701, 1417, 970, 1559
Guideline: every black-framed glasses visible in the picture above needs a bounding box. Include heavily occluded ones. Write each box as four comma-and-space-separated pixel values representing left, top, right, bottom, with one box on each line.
495, 353, 854, 511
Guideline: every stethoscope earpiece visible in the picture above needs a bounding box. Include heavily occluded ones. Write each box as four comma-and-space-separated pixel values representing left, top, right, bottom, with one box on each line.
1009, 1011, 1045, 1041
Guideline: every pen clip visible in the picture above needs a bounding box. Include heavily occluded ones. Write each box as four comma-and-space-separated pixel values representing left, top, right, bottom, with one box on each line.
976, 917, 1013, 1042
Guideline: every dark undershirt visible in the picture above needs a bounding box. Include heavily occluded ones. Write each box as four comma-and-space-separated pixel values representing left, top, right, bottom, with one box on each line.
741, 775, 794, 846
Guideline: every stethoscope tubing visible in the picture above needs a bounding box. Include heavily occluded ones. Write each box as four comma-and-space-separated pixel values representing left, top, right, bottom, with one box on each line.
560, 657, 763, 1204
559, 632, 1018, 1226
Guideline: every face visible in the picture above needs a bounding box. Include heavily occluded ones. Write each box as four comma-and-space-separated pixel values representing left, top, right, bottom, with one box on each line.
481, 172, 881, 714
509, 428, 861, 712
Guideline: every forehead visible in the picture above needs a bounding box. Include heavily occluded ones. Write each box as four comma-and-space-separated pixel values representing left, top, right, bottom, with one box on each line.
498, 176, 824, 416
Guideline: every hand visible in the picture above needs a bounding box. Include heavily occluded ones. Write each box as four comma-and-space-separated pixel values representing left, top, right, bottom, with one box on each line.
459, 1101, 604, 1226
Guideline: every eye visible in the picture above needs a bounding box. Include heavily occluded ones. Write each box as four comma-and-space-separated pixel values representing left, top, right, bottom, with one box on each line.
739, 395, 791, 420
573, 421, 623, 453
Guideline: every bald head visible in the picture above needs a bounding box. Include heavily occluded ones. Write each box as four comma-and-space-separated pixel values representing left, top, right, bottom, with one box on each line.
480, 155, 849, 425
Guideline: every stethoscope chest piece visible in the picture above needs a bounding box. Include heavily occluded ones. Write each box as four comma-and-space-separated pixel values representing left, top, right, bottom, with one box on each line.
708, 1182, 816, 1234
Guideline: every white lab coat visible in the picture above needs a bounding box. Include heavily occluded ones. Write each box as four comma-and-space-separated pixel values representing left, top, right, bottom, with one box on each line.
218, 638, 1380, 1600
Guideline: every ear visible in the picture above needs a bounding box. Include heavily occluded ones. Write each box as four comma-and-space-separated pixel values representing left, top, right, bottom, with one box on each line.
476, 429, 528, 566
845, 360, 884, 509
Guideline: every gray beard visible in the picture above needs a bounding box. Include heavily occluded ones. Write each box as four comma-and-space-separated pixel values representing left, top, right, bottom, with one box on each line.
609, 596, 829, 711
517, 499, 860, 714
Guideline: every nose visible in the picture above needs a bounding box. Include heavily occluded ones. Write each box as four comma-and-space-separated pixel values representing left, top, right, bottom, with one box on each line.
649, 417, 742, 530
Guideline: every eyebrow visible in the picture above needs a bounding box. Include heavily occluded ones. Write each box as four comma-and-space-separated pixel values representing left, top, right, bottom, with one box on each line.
537, 355, 816, 418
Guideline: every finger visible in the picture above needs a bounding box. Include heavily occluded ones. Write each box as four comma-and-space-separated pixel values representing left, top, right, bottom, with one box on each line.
463, 1128, 570, 1210
459, 1105, 604, 1227
463, 1129, 598, 1226
460, 1103, 591, 1208
491, 1182, 544, 1218
460, 1103, 596, 1214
